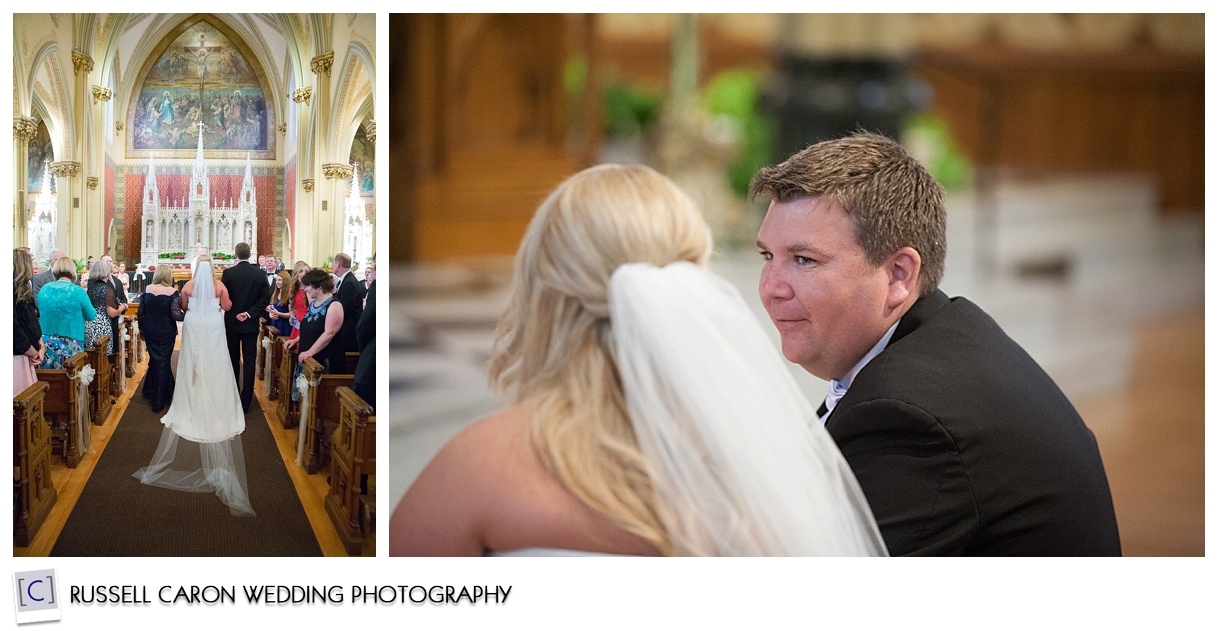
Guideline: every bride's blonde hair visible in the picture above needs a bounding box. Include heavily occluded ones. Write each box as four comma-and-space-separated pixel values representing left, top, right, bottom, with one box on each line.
488, 164, 711, 555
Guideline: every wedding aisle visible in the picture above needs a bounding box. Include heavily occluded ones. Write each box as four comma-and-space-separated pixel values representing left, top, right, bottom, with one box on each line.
14, 339, 358, 556
48, 367, 322, 556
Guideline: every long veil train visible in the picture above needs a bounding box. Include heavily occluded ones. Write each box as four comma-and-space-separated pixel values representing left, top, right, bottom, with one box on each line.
133, 260, 255, 516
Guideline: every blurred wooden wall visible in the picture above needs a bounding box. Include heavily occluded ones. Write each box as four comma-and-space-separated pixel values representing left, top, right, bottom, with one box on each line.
390, 14, 598, 263
390, 14, 1205, 263
912, 45, 1204, 212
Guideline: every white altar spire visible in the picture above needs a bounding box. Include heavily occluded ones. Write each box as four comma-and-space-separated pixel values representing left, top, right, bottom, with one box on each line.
138, 122, 260, 267
28, 159, 57, 264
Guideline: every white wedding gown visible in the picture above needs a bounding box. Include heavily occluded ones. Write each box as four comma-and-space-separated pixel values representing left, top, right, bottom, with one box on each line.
133, 261, 255, 516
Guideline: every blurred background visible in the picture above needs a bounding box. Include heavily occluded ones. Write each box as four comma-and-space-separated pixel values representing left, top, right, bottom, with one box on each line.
387, 14, 1204, 556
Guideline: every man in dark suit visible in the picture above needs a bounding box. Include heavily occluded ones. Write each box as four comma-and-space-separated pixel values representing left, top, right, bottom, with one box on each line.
353, 277, 375, 411
331, 252, 365, 355
30, 249, 66, 295
221, 242, 270, 412
101, 254, 129, 357
751, 133, 1121, 556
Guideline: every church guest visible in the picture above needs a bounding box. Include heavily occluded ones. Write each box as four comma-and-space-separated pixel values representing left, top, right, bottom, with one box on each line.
331, 252, 364, 353
265, 255, 291, 308
102, 255, 129, 354
14, 249, 45, 394
361, 265, 375, 308
284, 269, 345, 400
353, 276, 375, 411
85, 259, 123, 360
138, 264, 185, 413
268, 261, 309, 339
37, 256, 97, 370
31, 248, 66, 296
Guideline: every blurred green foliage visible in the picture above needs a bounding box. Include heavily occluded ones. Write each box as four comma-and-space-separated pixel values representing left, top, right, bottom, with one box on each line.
902, 113, 973, 191
701, 69, 775, 198
603, 82, 664, 139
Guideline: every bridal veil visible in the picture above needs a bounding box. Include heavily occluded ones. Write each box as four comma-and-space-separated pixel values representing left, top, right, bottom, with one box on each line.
609, 261, 886, 556
134, 260, 255, 516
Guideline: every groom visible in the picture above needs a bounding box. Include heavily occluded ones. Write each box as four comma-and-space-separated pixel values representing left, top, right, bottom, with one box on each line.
221, 242, 270, 413
751, 133, 1121, 555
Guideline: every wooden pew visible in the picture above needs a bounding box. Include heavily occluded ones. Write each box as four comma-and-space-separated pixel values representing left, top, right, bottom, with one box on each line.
324, 387, 375, 555
276, 342, 300, 429
256, 321, 269, 377
123, 319, 137, 378
110, 320, 129, 397
86, 335, 112, 425
14, 382, 58, 547
35, 351, 90, 467
299, 357, 354, 474
262, 326, 283, 400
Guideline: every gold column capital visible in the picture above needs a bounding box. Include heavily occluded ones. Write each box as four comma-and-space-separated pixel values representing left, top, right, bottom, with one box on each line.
365, 120, 376, 145
291, 87, 313, 105
302, 179, 315, 193
92, 85, 113, 104
49, 161, 82, 178
322, 163, 353, 180
87, 176, 99, 190
310, 51, 335, 77
278, 122, 287, 136
115, 121, 124, 133
71, 50, 94, 75
14, 117, 38, 141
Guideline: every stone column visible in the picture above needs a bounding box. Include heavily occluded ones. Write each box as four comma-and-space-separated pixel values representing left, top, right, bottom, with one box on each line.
310, 51, 337, 265
70, 50, 99, 258
50, 161, 83, 257
91, 85, 112, 258
291, 86, 314, 264
322, 162, 353, 265
13, 117, 37, 248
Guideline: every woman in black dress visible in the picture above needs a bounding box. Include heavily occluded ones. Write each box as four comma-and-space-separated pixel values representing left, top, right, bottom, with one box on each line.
13, 248, 45, 394
137, 264, 184, 412
284, 269, 345, 400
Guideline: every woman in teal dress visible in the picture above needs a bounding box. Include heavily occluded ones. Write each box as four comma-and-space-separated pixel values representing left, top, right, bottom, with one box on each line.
37, 256, 97, 369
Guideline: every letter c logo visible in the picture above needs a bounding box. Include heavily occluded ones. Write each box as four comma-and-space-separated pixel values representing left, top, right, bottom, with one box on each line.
26, 579, 44, 602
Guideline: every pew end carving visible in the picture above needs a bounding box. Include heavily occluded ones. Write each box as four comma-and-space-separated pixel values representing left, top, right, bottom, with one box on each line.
14, 381, 57, 547
35, 351, 89, 467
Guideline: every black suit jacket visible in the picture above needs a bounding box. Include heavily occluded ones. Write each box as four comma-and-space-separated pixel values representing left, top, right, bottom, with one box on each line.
334, 271, 365, 353
221, 260, 270, 335
108, 276, 128, 306
826, 290, 1121, 556
354, 280, 375, 386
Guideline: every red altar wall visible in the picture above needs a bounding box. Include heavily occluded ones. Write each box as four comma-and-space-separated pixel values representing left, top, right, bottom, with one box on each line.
124, 172, 278, 261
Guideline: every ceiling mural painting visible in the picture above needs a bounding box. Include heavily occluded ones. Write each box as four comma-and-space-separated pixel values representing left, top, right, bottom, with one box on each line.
127, 17, 275, 159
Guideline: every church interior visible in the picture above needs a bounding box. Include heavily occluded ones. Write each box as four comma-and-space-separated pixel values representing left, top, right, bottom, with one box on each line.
389, 14, 1204, 556
14, 13, 377, 556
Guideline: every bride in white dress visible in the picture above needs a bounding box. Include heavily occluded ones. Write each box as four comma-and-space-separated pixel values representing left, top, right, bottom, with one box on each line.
390, 164, 885, 555
134, 256, 255, 516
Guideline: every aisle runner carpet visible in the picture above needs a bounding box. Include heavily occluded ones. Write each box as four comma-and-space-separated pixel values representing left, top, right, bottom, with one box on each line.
51, 373, 323, 556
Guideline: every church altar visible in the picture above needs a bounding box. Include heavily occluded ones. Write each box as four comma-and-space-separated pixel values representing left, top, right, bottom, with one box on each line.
139, 124, 259, 269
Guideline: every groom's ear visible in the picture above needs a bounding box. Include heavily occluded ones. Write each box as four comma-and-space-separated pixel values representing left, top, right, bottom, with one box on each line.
883, 246, 921, 311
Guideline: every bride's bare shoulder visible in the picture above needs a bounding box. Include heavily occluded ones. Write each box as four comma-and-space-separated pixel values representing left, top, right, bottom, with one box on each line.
389, 403, 530, 555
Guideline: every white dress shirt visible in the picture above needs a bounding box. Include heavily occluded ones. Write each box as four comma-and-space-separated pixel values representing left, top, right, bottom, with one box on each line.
818, 321, 900, 425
